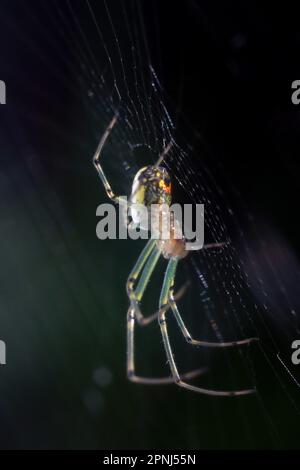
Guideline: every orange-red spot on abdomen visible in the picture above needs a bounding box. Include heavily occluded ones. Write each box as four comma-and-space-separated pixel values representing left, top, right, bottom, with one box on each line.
159, 180, 171, 194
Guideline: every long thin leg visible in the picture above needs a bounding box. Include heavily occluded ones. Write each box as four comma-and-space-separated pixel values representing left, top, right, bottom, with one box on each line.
127, 307, 206, 384
126, 240, 160, 326
168, 288, 259, 348
158, 258, 257, 396
156, 140, 173, 166
202, 242, 228, 250
126, 239, 156, 292
93, 114, 126, 205
133, 247, 162, 302
142, 282, 190, 326
126, 240, 188, 326
127, 243, 206, 383
129, 241, 227, 327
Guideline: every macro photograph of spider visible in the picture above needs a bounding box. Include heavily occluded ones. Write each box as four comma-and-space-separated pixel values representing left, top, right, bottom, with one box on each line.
1, 0, 300, 461
93, 114, 259, 397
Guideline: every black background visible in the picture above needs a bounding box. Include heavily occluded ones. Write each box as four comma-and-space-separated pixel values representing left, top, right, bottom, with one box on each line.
0, 0, 300, 450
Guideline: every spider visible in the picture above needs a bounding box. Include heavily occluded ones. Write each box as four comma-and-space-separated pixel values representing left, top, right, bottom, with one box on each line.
93, 115, 259, 396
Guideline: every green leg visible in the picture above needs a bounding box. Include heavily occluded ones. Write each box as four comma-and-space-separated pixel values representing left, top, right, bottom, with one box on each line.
158, 259, 256, 396
169, 287, 259, 348
127, 243, 203, 384
134, 248, 161, 302
126, 242, 180, 383
93, 114, 126, 205
127, 241, 189, 326
127, 239, 175, 383
126, 239, 157, 307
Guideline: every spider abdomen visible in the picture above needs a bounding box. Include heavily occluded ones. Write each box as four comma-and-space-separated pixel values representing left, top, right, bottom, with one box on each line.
130, 165, 171, 208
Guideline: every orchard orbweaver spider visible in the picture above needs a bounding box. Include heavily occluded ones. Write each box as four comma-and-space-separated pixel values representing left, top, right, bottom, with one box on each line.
93, 115, 258, 396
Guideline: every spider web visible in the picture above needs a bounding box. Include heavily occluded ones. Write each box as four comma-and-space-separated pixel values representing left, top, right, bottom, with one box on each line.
36, 0, 300, 448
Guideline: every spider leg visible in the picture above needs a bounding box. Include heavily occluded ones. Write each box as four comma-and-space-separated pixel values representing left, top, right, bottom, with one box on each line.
125, 242, 167, 382
128, 250, 190, 326
127, 307, 206, 384
156, 140, 173, 166
158, 258, 257, 396
168, 287, 259, 348
202, 242, 228, 250
93, 114, 126, 205
146, 281, 190, 326
127, 240, 188, 326
126, 240, 160, 326
126, 242, 205, 383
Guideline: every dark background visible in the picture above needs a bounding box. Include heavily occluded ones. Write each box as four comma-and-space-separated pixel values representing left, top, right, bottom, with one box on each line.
0, 0, 300, 449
